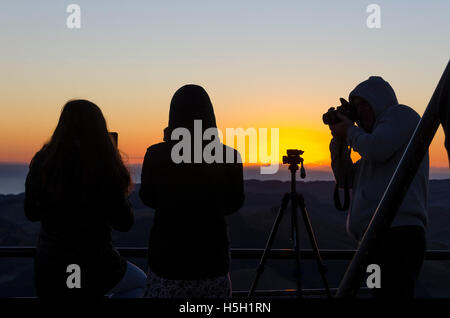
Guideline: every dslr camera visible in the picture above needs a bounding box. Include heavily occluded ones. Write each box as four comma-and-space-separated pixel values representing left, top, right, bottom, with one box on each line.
282, 149, 304, 165
322, 98, 358, 125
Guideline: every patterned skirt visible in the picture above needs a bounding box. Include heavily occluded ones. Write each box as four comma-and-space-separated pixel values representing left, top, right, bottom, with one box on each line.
143, 268, 232, 298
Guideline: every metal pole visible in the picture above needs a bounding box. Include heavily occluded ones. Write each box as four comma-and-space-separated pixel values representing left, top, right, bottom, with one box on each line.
336, 60, 450, 298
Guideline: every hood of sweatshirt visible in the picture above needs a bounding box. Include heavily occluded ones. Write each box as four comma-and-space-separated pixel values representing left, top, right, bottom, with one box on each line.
168, 84, 217, 134
344, 76, 428, 241
349, 76, 398, 118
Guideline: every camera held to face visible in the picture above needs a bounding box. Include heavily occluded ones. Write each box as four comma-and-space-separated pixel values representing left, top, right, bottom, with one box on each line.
322, 98, 358, 125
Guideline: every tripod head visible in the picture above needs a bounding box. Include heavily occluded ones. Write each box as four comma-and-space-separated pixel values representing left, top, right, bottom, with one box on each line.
282, 149, 306, 179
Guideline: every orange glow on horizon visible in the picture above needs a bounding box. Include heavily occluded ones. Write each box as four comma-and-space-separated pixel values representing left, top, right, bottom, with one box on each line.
1, 123, 448, 170
0, 97, 448, 170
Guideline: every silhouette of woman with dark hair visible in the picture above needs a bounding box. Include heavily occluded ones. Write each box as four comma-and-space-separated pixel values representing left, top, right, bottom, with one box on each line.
140, 85, 244, 298
25, 99, 145, 298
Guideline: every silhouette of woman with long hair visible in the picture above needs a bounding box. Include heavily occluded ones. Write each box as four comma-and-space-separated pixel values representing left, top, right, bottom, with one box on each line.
25, 99, 145, 298
140, 84, 245, 298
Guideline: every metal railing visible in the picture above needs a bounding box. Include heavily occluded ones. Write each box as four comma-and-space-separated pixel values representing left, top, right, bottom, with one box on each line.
0, 246, 359, 259
1, 246, 450, 297
2, 246, 450, 260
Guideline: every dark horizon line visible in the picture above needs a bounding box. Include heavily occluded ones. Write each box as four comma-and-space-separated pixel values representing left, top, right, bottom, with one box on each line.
0, 161, 449, 170
2, 178, 450, 196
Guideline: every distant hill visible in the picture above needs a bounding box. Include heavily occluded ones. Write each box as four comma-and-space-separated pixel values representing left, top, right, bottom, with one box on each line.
1, 179, 450, 297
1, 162, 450, 194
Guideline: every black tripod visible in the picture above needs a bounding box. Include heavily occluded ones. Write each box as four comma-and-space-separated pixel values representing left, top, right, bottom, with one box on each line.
248, 150, 332, 298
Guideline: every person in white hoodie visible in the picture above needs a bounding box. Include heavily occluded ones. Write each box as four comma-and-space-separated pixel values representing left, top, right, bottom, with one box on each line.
329, 76, 429, 298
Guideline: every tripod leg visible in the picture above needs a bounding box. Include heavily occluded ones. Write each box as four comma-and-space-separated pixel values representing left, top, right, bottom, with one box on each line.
248, 193, 290, 298
291, 192, 303, 298
297, 194, 332, 298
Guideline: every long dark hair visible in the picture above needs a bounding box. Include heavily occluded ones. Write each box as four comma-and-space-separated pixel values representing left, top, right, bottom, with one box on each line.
41, 99, 131, 198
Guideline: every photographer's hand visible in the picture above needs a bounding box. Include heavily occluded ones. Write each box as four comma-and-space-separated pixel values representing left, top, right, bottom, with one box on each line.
329, 113, 354, 138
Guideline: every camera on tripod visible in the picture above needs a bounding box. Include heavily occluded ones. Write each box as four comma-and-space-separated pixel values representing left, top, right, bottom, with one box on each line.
282, 149, 304, 165
249, 148, 331, 298
282, 149, 306, 178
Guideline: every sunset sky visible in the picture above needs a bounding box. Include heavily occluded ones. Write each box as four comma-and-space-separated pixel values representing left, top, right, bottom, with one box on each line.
1, 1, 449, 174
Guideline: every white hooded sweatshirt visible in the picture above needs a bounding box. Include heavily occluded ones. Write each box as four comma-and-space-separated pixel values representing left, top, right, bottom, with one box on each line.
333, 76, 429, 241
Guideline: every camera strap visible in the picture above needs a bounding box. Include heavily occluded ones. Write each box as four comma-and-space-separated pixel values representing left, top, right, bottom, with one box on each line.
333, 177, 350, 211
333, 143, 352, 211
